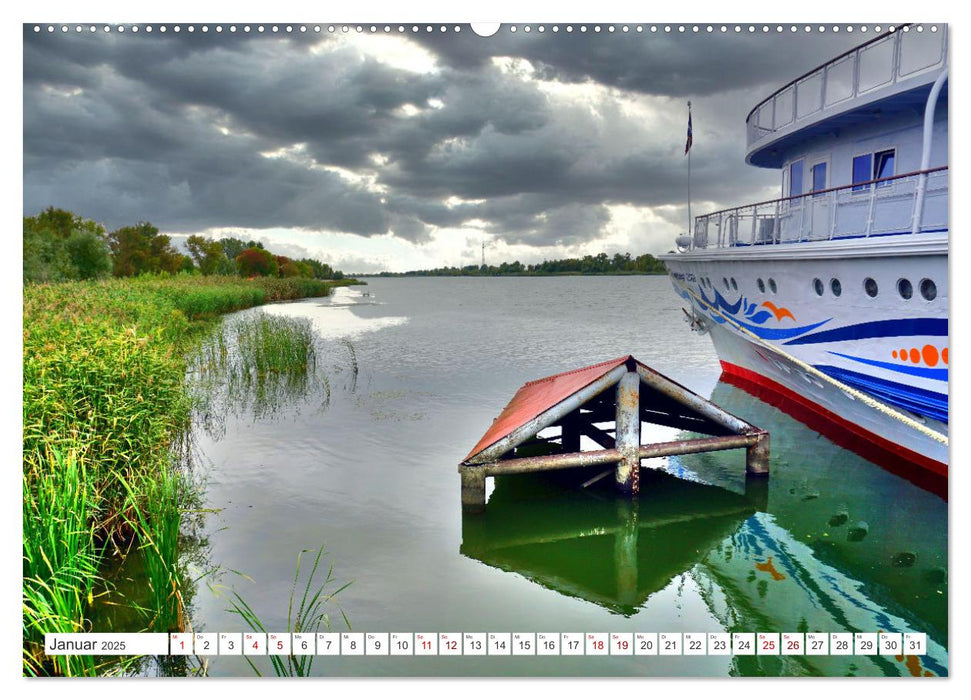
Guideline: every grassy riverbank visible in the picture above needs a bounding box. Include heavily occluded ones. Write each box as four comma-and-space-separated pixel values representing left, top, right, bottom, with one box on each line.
23, 274, 350, 675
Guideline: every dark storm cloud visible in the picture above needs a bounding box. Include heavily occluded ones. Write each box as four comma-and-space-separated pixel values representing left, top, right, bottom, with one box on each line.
412, 28, 861, 97
23, 25, 862, 251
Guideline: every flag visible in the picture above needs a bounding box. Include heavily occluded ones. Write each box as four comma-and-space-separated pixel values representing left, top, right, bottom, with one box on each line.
684, 104, 693, 155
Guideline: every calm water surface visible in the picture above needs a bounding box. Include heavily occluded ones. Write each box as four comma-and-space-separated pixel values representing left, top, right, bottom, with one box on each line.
178, 277, 947, 677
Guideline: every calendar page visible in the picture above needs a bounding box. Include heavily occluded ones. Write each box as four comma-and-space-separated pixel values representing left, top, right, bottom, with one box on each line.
21, 4, 949, 683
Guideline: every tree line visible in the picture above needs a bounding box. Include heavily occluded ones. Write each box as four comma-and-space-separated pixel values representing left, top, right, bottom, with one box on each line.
374, 252, 667, 277
23, 207, 345, 283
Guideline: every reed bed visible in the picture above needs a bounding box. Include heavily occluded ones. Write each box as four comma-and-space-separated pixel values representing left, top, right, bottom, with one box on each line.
23, 273, 338, 675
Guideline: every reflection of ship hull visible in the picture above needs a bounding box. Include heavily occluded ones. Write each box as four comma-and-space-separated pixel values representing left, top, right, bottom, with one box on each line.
695, 513, 948, 677
675, 381, 947, 643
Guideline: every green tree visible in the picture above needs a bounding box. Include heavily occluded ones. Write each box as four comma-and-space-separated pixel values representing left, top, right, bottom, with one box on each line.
23, 207, 110, 283
65, 229, 112, 279
108, 222, 183, 277
186, 235, 230, 275
297, 257, 336, 279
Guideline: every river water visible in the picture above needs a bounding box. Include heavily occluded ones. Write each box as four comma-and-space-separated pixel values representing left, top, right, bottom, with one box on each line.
176, 276, 947, 677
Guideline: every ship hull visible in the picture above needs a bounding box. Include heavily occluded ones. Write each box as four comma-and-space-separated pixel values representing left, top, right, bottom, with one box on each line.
662, 233, 948, 493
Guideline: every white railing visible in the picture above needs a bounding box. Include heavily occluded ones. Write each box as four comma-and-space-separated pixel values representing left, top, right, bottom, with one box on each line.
691, 167, 948, 250
747, 26, 947, 152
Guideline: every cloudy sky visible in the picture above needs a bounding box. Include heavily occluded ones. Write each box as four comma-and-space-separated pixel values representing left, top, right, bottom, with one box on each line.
23, 23, 866, 272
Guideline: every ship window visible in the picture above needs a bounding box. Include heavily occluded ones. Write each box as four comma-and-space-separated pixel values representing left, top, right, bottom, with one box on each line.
898, 278, 913, 300
920, 278, 937, 301
769, 278, 778, 294
853, 148, 896, 190
731, 278, 738, 291
874, 149, 895, 187
831, 278, 842, 297
757, 278, 765, 293
813, 278, 824, 296
811, 162, 827, 196
789, 160, 804, 198
723, 277, 730, 290
852, 154, 872, 191
864, 277, 879, 297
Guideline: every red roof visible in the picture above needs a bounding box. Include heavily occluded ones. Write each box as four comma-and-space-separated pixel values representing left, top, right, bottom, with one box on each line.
463, 355, 633, 463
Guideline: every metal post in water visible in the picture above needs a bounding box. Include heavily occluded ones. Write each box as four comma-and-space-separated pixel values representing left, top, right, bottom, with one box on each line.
615, 371, 641, 494
745, 431, 770, 476
461, 468, 486, 513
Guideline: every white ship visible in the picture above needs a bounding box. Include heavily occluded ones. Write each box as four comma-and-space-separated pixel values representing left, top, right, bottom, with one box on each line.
661, 26, 948, 488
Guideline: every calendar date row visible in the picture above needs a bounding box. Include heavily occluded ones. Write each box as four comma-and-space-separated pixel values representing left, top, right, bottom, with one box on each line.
46, 632, 927, 657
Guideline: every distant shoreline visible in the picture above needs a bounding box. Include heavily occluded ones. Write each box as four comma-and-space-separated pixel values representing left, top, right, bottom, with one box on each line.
351, 271, 669, 278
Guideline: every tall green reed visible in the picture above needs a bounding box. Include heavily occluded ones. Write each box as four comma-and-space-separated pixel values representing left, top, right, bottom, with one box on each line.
227, 546, 351, 677
23, 274, 339, 675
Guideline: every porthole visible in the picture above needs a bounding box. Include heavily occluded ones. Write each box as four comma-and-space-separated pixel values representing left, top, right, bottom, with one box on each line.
864, 277, 878, 297
920, 278, 937, 301
831, 278, 842, 297
723, 277, 730, 289
731, 277, 738, 291
813, 278, 824, 296
769, 278, 777, 294
897, 278, 913, 300
757, 278, 765, 293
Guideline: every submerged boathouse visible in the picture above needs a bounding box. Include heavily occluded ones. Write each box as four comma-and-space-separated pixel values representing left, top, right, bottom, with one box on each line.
459, 355, 769, 511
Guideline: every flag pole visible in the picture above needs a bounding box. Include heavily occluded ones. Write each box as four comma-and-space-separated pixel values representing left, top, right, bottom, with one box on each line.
687, 100, 692, 238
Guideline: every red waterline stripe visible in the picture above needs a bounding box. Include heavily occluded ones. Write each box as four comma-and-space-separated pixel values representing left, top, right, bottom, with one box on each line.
720, 361, 948, 499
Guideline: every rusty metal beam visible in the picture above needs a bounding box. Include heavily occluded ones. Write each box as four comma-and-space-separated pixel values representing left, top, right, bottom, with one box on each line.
635, 364, 755, 434
467, 433, 761, 478
636, 433, 759, 459
581, 422, 616, 449
466, 364, 629, 464
561, 410, 582, 453
478, 447, 625, 475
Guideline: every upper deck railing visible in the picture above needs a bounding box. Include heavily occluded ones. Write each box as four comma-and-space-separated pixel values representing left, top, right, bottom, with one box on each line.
690, 167, 947, 250
746, 26, 947, 154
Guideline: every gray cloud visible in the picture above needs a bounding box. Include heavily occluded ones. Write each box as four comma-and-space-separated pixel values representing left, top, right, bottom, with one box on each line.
24, 25, 862, 259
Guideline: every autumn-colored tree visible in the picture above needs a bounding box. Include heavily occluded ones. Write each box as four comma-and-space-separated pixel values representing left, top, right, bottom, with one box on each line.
274, 255, 302, 278
219, 236, 264, 261
108, 222, 182, 277
236, 247, 277, 277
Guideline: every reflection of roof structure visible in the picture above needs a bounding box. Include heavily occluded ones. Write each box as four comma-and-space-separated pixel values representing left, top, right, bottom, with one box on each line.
459, 355, 769, 510
460, 469, 756, 615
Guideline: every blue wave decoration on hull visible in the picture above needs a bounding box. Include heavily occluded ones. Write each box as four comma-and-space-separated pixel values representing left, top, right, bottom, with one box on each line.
784, 318, 948, 346
693, 285, 832, 340
815, 364, 948, 423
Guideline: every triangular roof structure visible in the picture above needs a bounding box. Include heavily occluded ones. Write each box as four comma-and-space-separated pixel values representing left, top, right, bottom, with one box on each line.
463, 354, 757, 465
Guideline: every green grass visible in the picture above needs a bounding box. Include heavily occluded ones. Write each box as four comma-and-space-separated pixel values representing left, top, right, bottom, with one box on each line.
227, 546, 350, 677
23, 273, 340, 675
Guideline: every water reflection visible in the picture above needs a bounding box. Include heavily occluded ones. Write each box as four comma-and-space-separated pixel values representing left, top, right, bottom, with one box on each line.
462, 469, 759, 616
677, 382, 947, 642
461, 379, 949, 676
